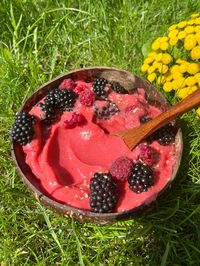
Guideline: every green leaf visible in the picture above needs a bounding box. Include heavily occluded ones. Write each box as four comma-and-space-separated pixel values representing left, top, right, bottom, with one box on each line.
142, 42, 152, 57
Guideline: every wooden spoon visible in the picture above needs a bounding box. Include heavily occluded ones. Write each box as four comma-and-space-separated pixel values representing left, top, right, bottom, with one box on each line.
113, 88, 200, 150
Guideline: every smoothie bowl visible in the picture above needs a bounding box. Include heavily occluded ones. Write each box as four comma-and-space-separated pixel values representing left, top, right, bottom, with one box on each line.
11, 67, 183, 224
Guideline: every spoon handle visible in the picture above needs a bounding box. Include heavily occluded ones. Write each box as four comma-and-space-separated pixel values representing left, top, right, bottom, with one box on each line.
115, 88, 200, 150
148, 87, 200, 127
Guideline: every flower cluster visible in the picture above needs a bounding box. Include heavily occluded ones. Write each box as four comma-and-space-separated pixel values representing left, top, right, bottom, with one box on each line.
141, 13, 200, 115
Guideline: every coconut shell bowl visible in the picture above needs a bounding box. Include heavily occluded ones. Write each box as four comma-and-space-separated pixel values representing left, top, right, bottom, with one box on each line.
11, 67, 183, 224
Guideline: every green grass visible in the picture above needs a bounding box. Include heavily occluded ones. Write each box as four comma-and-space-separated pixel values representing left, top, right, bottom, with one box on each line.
1, 0, 200, 265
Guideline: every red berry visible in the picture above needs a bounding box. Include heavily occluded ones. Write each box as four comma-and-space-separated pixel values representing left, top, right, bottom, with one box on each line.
110, 156, 133, 181
64, 113, 86, 128
74, 84, 86, 94
138, 144, 155, 166
59, 79, 76, 90
79, 89, 95, 107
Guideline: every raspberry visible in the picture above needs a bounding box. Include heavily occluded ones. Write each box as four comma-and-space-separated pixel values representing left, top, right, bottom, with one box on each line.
110, 156, 133, 181
79, 89, 95, 107
64, 113, 86, 128
59, 79, 76, 90
138, 144, 155, 166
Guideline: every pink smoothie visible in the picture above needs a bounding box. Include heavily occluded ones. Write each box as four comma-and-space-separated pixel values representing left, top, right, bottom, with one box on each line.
23, 80, 177, 212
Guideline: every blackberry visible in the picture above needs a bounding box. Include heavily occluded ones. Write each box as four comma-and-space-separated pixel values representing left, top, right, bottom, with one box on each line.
92, 78, 108, 97
90, 173, 118, 213
128, 162, 154, 194
156, 123, 176, 146
39, 89, 78, 124
56, 89, 78, 111
94, 99, 119, 119
111, 82, 128, 94
11, 112, 36, 146
147, 123, 176, 146
140, 116, 152, 124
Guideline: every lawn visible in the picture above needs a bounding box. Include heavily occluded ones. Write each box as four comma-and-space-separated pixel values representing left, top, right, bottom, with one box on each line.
1, 0, 200, 265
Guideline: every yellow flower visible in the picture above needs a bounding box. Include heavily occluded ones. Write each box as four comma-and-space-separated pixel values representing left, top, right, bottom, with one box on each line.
160, 42, 169, 51
170, 65, 180, 74
187, 63, 200, 75
188, 85, 198, 95
155, 53, 163, 61
152, 61, 159, 68
177, 21, 187, 28
195, 17, 200, 24
194, 73, 200, 82
157, 76, 166, 84
173, 77, 186, 89
179, 63, 189, 73
177, 87, 189, 99
161, 65, 169, 74
165, 72, 173, 81
176, 59, 187, 64
196, 107, 200, 116
168, 29, 179, 38
141, 64, 149, 72
147, 73, 156, 82
151, 40, 160, 51
184, 26, 195, 34
178, 31, 186, 39
172, 72, 183, 79
162, 54, 172, 64
184, 35, 197, 50
191, 46, 200, 59
144, 57, 154, 64
168, 24, 177, 31
195, 32, 200, 44
163, 82, 173, 92
160, 36, 169, 42
191, 14, 199, 19
195, 25, 200, 33
187, 20, 195, 26
185, 76, 197, 86
148, 52, 157, 58
169, 37, 178, 46
147, 66, 156, 74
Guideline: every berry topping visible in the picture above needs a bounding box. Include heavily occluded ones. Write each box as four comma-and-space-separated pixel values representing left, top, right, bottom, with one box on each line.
90, 173, 118, 213
55, 89, 78, 110
11, 112, 36, 146
111, 82, 128, 94
64, 113, 86, 128
110, 156, 133, 181
128, 162, 154, 194
147, 123, 176, 146
92, 78, 108, 97
59, 79, 76, 90
94, 99, 119, 119
138, 144, 156, 166
79, 89, 95, 107
39, 89, 78, 124
140, 116, 152, 124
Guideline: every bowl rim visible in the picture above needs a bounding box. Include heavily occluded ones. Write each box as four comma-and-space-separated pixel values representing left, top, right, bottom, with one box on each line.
11, 66, 183, 223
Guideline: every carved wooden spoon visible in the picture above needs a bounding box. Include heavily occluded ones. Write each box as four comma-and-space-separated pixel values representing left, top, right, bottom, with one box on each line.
113, 88, 200, 150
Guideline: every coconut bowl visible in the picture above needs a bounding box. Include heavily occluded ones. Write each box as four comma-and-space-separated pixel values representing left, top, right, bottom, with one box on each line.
11, 67, 183, 224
